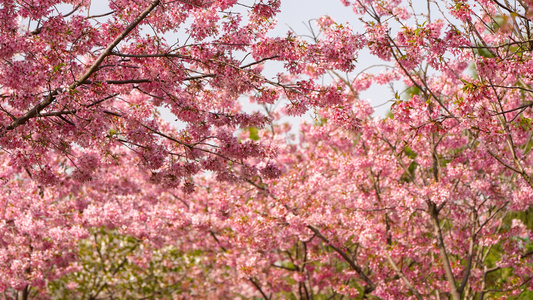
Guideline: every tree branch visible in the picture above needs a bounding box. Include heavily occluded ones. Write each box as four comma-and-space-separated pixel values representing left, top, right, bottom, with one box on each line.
428, 202, 461, 300
249, 278, 270, 300
3, 0, 161, 131
457, 233, 476, 294
81, 79, 152, 85
384, 251, 423, 300
307, 225, 376, 294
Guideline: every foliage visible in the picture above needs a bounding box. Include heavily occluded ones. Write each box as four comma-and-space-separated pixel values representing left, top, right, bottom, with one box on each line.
2, 0, 533, 299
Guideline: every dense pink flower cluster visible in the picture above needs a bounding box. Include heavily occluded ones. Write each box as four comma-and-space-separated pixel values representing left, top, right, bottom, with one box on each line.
1, 0, 533, 298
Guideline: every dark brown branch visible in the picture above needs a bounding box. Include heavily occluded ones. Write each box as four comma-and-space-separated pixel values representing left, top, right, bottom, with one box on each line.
87, 94, 119, 108
521, 250, 533, 259
31, 4, 82, 35
457, 39, 533, 49
487, 150, 522, 174
249, 278, 270, 300
490, 84, 533, 94
102, 110, 121, 117
209, 231, 227, 252
5, 90, 59, 131
183, 74, 216, 81
88, 11, 116, 19
490, 0, 528, 19
239, 55, 279, 69
73, 0, 160, 86
36, 94, 119, 117
384, 252, 423, 300
37, 110, 74, 117
387, 37, 458, 121
111, 52, 191, 59
3, 0, 161, 132
58, 115, 75, 126
81, 79, 152, 85
492, 101, 533, 116
111, 51, 278, 70
458, 233, 476, 294
428, 202, 461, 300
307, 225, 376, 294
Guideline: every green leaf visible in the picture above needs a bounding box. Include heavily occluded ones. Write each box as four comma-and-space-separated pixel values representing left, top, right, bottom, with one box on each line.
248, 127, 260, 141
475, 47, 495, 58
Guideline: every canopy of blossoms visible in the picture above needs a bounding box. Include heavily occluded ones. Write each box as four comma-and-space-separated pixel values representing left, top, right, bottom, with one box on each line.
1, 0, 533, 299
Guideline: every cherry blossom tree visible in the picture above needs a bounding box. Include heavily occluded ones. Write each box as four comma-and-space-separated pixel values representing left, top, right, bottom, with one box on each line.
0, 0, 356, 296
2, 0, 533, 298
